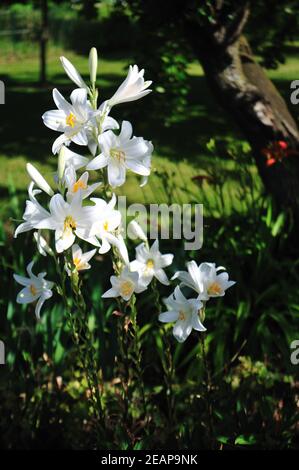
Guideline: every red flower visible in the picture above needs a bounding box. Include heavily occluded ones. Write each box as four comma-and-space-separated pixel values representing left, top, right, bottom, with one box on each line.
262, 140, 290, 167
266, 158, 276, 167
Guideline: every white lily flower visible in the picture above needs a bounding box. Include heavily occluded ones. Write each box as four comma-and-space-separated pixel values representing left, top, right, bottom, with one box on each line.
62, 146, 89, 171
87, 120, 153, 188
60, 56, 88, 90
87, 194, 129, 264
42, 88, 96, 154
159, 286, 205, 343
108, 65, 152, 107
33, 192, 98, 253
13, 261, 54, 319
86, 100, 120, 156
33, 231, 53, 257
130, 239, 173, 286
14, 183, 51, 238
69, 244, 96, 273
26, 163, 54, 196
173, 261, 235, 301
127, 219, 147, 242
102, 266, 147, 301
64, 165, 101, 201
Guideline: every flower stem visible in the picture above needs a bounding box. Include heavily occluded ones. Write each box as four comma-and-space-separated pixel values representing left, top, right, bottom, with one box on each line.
199, 333, 216, 449
152, 279, 175, 429
53, 253, 105, 442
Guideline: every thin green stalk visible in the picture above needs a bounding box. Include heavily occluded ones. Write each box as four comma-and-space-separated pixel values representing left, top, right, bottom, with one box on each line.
199, 333, 216, 449
129, 294, 147, 418
53, 253, 105, 440
152, 279, 175, 428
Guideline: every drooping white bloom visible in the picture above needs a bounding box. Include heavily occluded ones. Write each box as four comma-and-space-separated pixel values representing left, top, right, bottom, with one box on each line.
60, 56, 88, 90
42, 88, 96, 154
61, 146, 89, 171
87, 194, 129, 264
26, 163, 54, 196
87, 120, 153, 188
108, 65, 152, 107
13, 261, 54, 319
102, 266, 147, 301
127, 219, 147, 242
173, 261, 235, 301
64, 165, 101, 201
33, 192, 98, 253
159, 286, 205, 343
14, 183, 51, 238
33, 231, 54, 257
70, 244, 96, 272
130, 239, 173, 286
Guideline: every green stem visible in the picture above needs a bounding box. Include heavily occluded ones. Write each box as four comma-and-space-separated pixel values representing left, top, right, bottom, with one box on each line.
152, 279, 175, 428
200, 333, 215, 449
53, 253, 105, 441
129, 294, 147, 418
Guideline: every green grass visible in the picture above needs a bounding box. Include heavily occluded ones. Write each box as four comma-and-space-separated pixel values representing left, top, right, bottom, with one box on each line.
0, 42, 298, 218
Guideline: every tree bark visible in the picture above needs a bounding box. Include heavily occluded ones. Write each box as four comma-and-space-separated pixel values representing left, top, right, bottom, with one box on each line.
185, 21, 299, 215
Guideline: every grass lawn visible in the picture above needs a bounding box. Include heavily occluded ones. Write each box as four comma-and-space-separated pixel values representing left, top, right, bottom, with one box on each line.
0, 42, 298, 218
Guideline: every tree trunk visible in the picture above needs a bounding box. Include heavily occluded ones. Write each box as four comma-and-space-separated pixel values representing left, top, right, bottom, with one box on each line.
187, 30, 299, 215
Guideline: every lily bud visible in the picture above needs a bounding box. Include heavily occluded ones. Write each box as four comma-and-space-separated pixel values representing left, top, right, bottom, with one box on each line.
58, 146, 66, 181
34, 231, 54, 257
128, 219, 147, 242
89, 47, 98, 85
26, 163, 54, 196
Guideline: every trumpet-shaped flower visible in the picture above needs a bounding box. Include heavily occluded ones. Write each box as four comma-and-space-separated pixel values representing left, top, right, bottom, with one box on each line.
130, 240, 173, 286
102, 266, 147, 301
86, 102, 119, 156
64, 165, 101, 201
159, 287, 205, 343
14, 183, 51, 238
14, 261, 54, 319
60, 56, 88, 90
42, 88, 96, 154
87, 194, 129, 264
33, 192, 98, 253
108, 65, 152, 107
66, 244, 97, 274
87, 120, 153, 188
173, 261, 235, 301
62, 146, 89, 171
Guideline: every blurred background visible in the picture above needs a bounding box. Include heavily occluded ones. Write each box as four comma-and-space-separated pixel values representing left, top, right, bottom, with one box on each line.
0, 0, 299, 449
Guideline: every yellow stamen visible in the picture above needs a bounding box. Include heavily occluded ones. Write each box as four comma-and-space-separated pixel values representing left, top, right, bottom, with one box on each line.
64, 215, 77, 232
30, 284, 37, 296
120, 280, 133, 297
73, 257, 81, 269
66, 112, 76, 128
72, 180, 87, 193
207, 282, 222, 296
110, 148, 125, 162
146, 259, 154, 270
178, 310, 186, 321
103, 221, 109, 231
